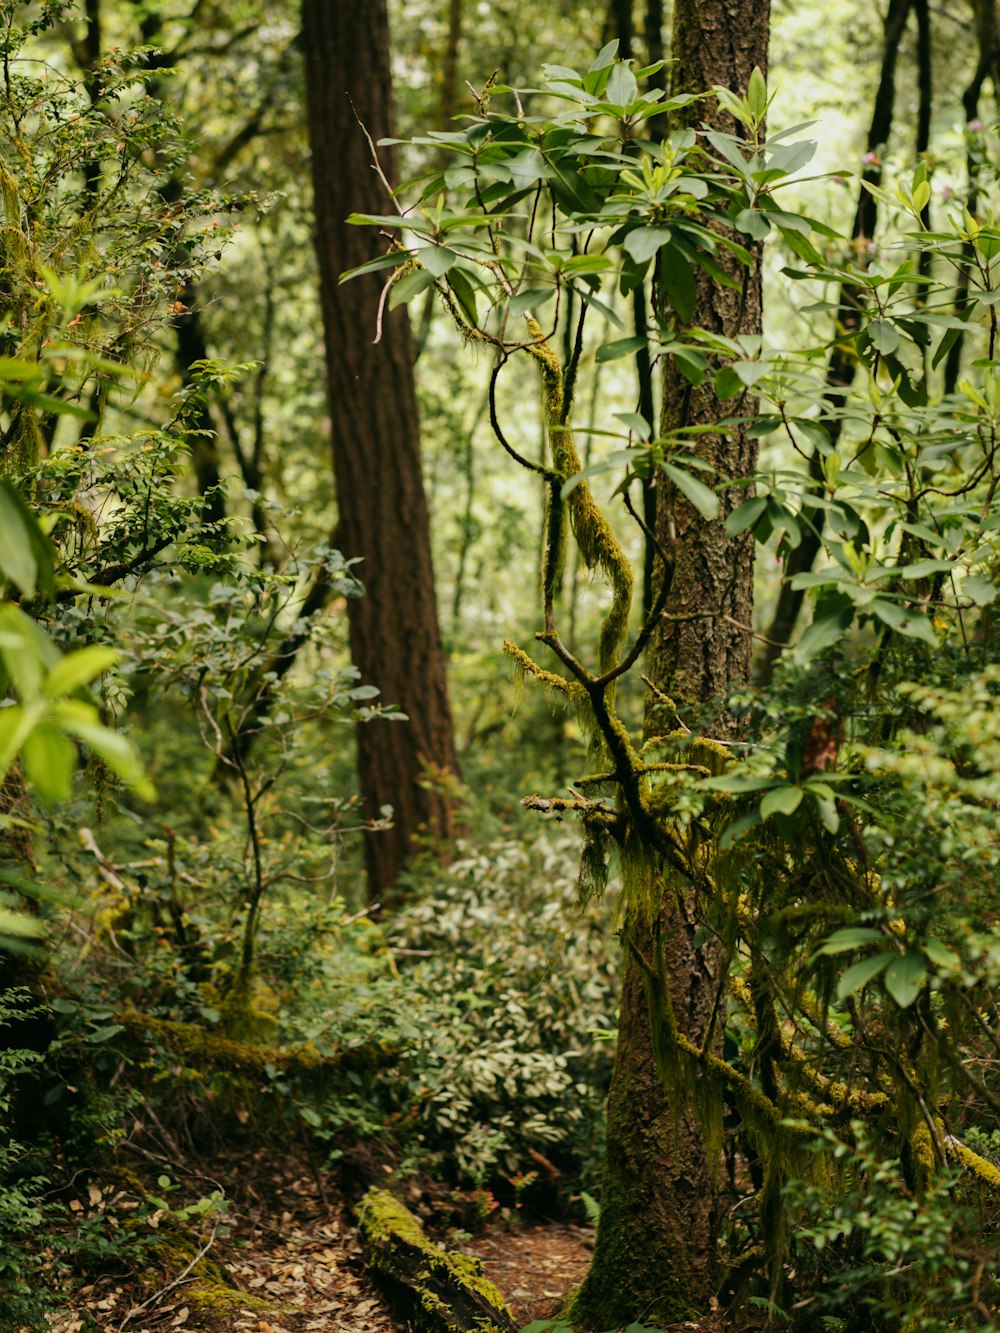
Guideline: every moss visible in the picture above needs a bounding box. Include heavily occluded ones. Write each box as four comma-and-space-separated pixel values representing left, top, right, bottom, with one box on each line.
358, 1188, 515, 1333
187, 1282, 285, 1320
118, 1008, 394, 1085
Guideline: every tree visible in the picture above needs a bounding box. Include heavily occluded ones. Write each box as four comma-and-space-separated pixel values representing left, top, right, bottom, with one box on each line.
301, 0, 460, 899
573, 1, 769, 1324
349, 23, 1000, 1328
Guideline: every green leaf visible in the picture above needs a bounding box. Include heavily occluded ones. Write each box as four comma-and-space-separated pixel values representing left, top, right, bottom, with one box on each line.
884, 954, 927, 1009
589, 40, 619, 71
746, 67, 768, 121
657, 244, 696, 323
419, 246, 457, 278
448, 269, 479, 326
508, 288, 554, 317
605, 62, 638, 110
836, 953, 891, 1000
44, 646, 118, 699
819, 927, 885, 955
922, 937, 959, 970
596, 336, 647, 363
21, 725, 76, 805
0, 481, 55, 600
714, 367, 744, 401
661, 462, 719, 519
962, 575, 996, 605
759, 785, 803, 819
388, 269, 435, 310
869, 599, 938, 645
867, 319, 899, 356
791, 606, 853, 664
623, 228, 672, 264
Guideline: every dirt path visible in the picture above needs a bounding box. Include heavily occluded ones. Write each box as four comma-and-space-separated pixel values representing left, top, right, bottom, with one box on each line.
44, 1158, 592, 1333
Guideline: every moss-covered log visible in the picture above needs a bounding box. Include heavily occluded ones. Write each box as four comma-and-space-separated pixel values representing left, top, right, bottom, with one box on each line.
357, 1188, 516, 1333
117, 1009, 396, 1085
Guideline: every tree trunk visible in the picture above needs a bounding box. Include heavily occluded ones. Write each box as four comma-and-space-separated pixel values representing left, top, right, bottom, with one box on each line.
573, 3, 767, 1325
302, 0, 460, 901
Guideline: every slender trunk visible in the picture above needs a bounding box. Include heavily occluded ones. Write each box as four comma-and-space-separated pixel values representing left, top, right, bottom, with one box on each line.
944, 0, 999, 394
302, 0, 460, 902
757, 0, 914, 680
573, 3, 767, 1326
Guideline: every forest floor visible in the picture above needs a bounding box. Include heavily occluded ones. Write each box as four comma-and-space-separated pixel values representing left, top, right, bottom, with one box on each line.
43, 1145, 593, 1333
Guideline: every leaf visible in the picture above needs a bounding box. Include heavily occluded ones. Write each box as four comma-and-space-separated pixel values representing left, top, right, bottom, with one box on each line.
604, 62, 638, 110
922, 937, 959, 970
589, 40, 619, 71
388, 269, 435, 310
746, 67, 768, 121
44, 646, 118, 699
962, 575, 996, 605
791, 606, 854, 664
622, 227, 672, 264
818, 927, 885, 956
448, 269, 479, 326
596, 336, 647, 362
836, 953, 891, 1000
0, 481, 55, 600
759, 785, 803, 819
657, 244, 696, 323
508, 288, 554, 317
867, 319, 899, 356
661, 462, 719, 519
418, 246, 457, 278
21, 725, 76, 805
884, 954, 927, 1009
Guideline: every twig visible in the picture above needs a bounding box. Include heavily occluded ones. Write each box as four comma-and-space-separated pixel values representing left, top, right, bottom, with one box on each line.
117, 1217, 220, 1330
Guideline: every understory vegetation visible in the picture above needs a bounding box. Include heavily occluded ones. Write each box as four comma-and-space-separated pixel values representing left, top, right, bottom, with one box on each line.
1, 1, 1000, 1331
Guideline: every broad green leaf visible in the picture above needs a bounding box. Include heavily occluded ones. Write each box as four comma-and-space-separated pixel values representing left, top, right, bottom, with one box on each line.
605, 62, 638, 110
448, 269, 479, 326
44, 646, 118, 699
760, 785, 802, 819
867, 319, 899, 356
818, 927, 885, 956
657, 244, 696, 323
922, 938, 959, 970
884, 954, 927, 1009
836, 953, 891, 1000
794, 605, 858, 661
661, 462, 719, 519
622, 228, 672, 264
419, 246, 457, 278
21, 725, 75, 804
596, 336, 647, 363
388, 269, 435, 310
962, 575, 996, 605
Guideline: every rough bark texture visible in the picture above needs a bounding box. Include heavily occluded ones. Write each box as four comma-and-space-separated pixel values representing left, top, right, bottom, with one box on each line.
357, 1189, 516, 1333
302, 0, 459, 900
573, 2, 767, 1326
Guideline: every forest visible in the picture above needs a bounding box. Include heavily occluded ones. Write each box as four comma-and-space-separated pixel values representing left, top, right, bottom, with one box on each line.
1, 0, 999, 1329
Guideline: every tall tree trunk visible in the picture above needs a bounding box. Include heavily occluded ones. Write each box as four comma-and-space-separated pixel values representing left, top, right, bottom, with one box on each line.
302, 0, 460, 901
572, 3, 767, 1326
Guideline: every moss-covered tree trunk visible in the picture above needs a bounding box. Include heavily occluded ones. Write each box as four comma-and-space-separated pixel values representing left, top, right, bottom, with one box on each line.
573, 2, 768, 1326
302, 0, 460, 901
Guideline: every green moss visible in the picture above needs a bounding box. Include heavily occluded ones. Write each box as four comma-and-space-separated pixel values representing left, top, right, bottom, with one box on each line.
358, 1188, 514, 1332
187, 1282, 284, 1320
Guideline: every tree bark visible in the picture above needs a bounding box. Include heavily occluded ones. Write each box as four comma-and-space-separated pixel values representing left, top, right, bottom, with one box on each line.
302, 0, 460, 901
573, 2, 767, 1325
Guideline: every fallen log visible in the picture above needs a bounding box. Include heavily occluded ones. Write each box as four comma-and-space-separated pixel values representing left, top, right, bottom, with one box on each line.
357, 1187, 517, 1333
